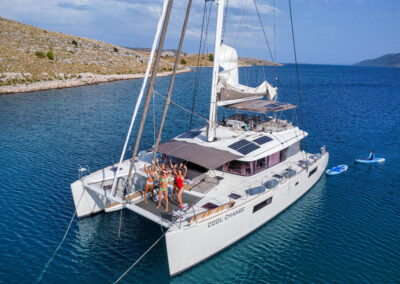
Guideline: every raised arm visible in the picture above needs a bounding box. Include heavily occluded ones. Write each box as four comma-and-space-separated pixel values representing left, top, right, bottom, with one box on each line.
156, 158, 161, 171
182, 164, 188, 178
144, 162, 149, 174
151, 160, 156, 172
170, 160, 179, 175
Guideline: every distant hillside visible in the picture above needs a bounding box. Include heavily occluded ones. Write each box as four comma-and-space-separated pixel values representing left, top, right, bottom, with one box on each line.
129, 48, 282, 67
0, 17, 175, 87
355, 53, 400, 67
0, 16, 281, 92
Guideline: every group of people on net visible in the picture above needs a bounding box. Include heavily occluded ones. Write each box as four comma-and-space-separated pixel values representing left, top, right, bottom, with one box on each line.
143, 158, 187, 212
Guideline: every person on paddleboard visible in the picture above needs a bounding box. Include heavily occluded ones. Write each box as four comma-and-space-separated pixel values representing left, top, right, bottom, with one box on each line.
367, 150, 374, 160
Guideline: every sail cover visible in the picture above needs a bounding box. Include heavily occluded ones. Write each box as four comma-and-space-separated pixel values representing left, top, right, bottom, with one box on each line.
217, 44, 277, 106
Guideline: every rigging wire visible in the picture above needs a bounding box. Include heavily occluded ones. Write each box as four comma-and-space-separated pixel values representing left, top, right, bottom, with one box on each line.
288, 0, 306, 135
222, 0, 229, 41
36, 189, 86, 283
234, 0, 248, 48
189, 0, 211, 129
112, 205, 197, 284
234, 0, 250, 87
252, 0, 289, 107
113, 231, 167, 284
253, 0, 307, 162
273, 0, 277, 65
154, 90, 211, 123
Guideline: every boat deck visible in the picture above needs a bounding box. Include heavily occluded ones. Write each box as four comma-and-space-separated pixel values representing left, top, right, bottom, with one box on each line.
135, 192, 202, 222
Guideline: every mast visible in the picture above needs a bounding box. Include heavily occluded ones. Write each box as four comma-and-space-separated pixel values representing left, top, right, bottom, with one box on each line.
110, 0, 170, 197
207, 0, 225, 142
126, 0, 174, 186
152, 0, 192, 162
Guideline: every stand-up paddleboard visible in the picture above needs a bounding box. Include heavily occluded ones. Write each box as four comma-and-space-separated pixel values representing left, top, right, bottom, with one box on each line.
355, 158, 385, 164
326, 165, 348, 176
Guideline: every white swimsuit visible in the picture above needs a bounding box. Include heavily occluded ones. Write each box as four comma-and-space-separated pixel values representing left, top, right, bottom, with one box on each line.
146, 172, 154, 185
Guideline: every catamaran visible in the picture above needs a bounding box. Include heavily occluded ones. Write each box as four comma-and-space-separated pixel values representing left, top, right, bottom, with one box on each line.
71, 0, 329, 276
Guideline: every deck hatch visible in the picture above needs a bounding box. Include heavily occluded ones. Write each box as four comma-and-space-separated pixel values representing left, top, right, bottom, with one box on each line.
253, 136, 273, 145
228, 193, 241, 200
202, 202, 218, 210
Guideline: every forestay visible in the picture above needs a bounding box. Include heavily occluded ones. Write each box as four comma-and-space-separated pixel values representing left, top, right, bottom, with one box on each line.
217, 44, 277, 106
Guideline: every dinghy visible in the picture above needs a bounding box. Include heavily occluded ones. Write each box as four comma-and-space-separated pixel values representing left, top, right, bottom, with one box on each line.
325, 165, 348, 176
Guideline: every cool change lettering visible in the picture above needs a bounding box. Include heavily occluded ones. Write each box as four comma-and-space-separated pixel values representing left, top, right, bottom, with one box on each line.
208, 207, 245, 228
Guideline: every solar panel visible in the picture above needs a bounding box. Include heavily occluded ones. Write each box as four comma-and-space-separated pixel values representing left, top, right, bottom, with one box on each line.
228, 139, 250, 151
237, 142, 260, 155
254, 136, 273, 145
179, 130, 201, 139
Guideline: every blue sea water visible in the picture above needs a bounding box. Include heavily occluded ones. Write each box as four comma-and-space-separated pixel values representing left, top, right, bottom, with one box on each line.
0, 65, 399, 283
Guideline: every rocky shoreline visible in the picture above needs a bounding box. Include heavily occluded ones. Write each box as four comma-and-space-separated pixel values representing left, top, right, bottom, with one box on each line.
0, 68, 192, 95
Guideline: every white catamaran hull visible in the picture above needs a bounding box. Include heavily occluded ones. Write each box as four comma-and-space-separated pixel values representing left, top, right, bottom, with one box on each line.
165, 152, 328, 276
71, 180, 106, 218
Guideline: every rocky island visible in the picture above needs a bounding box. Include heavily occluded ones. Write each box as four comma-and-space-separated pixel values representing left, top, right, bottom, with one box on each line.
354, 53, 400, 67
0, 16, 280, 95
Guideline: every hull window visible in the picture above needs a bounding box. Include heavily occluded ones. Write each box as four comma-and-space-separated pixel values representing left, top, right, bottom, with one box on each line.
253, 197, 273, 213
308, 167, 318, 177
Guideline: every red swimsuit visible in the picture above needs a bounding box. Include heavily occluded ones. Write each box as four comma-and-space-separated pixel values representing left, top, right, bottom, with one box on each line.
176, 176, 184, 189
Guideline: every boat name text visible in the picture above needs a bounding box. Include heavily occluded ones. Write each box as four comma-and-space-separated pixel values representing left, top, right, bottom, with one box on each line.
208, 207, 245, 228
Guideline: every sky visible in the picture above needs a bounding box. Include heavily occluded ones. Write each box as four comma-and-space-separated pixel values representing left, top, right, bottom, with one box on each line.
0, 0, 399, 65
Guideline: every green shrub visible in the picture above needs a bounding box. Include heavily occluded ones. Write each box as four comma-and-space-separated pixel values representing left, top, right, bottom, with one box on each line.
114, 47, 119, 52
180, 58, 187, 64
208, 53, 214, 62
35, 51, 45, 58
47, 51, 54, 60
72, 40, 78, 46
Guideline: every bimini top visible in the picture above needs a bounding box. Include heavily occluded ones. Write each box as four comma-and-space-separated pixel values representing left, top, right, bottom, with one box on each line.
158, 140, 242, 169
227, 99, 296, 113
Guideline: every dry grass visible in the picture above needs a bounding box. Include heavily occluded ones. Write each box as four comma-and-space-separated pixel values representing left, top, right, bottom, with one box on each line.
0, 17, 174, 86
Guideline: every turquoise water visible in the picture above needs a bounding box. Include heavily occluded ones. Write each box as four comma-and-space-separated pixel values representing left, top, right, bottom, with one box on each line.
0, 65, 399, 283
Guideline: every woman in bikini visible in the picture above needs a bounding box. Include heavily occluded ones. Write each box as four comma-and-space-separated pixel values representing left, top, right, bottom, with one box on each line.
169, 160, 180, 200
143, 162, 155, 203
173, 164, 187, 209
156, 167, 171, 212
